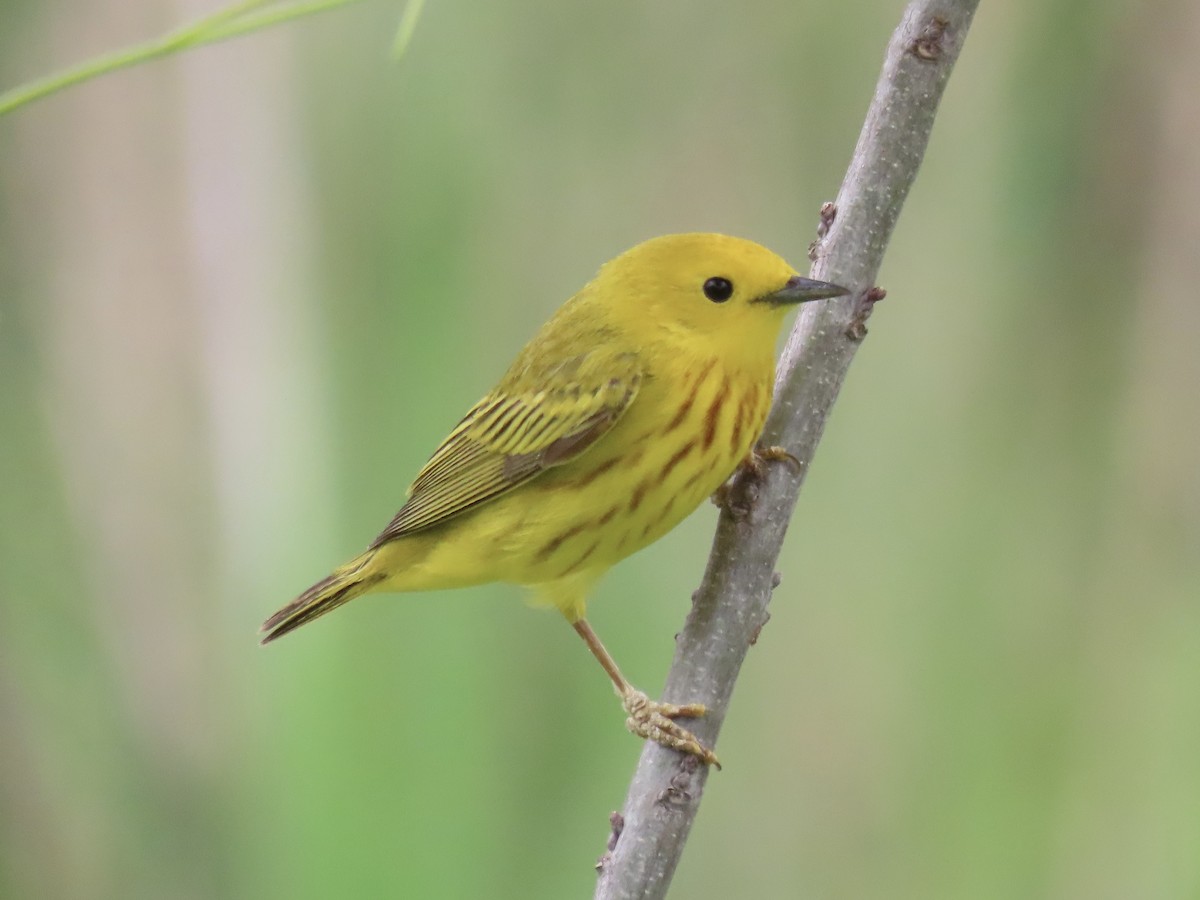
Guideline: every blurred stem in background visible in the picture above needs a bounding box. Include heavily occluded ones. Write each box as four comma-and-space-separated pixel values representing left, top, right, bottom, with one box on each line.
0, 0, 424, 117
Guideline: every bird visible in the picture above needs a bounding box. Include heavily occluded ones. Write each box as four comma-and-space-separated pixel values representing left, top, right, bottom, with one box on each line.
260, 232, 848, 766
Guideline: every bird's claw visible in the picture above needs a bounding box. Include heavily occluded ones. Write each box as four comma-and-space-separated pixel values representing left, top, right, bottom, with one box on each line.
747, 444, 800, 475
712, 444, 801, 518
621, 687, 721, 769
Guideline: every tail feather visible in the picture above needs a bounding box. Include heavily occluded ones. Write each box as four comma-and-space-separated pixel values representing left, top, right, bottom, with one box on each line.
260, 552, 384, 644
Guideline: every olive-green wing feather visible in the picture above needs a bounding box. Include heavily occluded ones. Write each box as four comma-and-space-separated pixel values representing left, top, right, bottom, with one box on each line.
369, 350, 641, 547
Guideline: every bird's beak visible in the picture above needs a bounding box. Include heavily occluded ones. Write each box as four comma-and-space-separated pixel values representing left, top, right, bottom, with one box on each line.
758, 274, 850, 306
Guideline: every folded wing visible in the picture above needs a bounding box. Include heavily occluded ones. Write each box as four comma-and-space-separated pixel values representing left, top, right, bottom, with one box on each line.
370, 350, 642, 548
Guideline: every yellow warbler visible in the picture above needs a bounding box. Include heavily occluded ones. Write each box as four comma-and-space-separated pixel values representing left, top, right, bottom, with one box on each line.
261, 233, 847, 765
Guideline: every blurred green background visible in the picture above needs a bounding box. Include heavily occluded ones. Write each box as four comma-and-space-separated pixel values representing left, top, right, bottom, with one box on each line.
2, 0, 1198, 897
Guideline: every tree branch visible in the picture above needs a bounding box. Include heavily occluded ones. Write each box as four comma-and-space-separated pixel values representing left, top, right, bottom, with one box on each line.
594, 2, 981, 897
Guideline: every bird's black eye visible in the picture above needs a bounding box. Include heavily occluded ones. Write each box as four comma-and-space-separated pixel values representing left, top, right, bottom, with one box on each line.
703, 277, 734, 302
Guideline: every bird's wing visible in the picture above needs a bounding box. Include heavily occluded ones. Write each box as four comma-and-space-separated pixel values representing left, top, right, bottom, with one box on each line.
369, 350, 642, 547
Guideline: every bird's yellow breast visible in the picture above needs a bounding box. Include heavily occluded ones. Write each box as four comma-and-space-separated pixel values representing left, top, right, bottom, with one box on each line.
558, 356, 770, 554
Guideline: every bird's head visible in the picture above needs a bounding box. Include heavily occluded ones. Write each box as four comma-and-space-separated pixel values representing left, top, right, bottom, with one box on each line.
593, 233, 849, 364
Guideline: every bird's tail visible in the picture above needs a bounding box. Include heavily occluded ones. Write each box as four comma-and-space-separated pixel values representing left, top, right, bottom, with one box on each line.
260, 551, 385, 644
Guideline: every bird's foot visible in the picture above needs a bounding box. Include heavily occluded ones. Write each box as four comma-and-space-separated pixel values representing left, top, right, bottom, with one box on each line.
712, 444, 801, 518
745, 444, 801, 477
621, 687, 721, 769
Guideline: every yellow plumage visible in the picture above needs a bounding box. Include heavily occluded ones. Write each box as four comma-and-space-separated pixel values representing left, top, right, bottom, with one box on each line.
261, 232, 847, 764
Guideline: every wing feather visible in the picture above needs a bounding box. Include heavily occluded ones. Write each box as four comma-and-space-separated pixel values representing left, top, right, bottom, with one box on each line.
369, 350, 641, 547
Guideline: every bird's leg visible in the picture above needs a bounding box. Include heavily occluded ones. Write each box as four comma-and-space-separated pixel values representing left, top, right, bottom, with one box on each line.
571, 618, 720, 768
